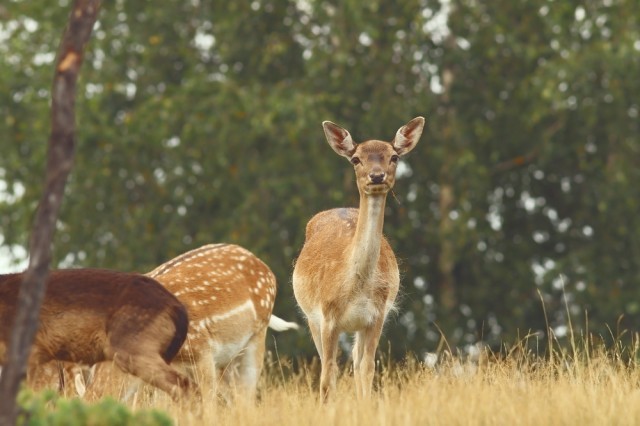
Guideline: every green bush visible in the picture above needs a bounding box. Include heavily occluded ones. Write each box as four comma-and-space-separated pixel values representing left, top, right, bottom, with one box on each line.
16, 389, 173, 426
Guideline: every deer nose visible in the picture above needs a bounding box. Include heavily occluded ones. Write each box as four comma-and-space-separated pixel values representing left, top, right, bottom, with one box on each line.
369, 172, 385, 184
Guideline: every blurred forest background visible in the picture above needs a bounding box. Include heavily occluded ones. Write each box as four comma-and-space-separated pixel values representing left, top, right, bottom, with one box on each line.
0, 0, 639, 360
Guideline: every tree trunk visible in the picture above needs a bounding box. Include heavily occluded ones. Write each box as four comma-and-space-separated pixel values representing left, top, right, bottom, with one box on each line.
436, 37, 458, 312
0, 1, 101, 424
438, 182, 457, 311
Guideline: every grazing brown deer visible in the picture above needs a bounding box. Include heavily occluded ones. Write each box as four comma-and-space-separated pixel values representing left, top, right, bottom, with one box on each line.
85, 243, 298, 401
293, 117, 425, 400
0, 269, 196, 401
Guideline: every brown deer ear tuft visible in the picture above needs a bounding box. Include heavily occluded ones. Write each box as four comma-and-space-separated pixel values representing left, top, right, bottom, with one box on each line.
393, 116, 425, 156
323, 121, 357, 158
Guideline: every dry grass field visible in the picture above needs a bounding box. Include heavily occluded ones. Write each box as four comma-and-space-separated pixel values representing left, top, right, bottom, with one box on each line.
60, 334, 640, 426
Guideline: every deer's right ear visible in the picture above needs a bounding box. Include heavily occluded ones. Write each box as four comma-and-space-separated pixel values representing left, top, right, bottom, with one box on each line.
323, 121, 356, 158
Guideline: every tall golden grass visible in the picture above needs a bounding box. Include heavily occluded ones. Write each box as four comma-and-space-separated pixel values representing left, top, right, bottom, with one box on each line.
77, 331, 640, 426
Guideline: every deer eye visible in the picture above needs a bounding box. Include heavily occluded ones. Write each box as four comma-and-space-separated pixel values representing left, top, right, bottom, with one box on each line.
390, 155, 399, 163
350, 156, 361, 165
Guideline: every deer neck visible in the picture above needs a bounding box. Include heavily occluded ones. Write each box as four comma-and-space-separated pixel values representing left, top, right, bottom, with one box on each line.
348, 193, 387, 286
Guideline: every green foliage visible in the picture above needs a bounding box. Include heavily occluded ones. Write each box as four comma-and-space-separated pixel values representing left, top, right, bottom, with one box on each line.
16, 389, 172, 426
1, 0, 639, 358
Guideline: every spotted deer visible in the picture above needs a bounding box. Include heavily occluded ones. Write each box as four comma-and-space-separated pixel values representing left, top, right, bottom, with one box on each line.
0, 269, 196, 400
86, 243, 298, 401
292, 117, 425, 400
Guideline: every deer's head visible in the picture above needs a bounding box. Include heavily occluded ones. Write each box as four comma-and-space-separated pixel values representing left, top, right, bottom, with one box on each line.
322, 117, 425, 196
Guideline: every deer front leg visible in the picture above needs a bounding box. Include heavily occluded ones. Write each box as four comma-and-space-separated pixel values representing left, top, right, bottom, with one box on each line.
356, 318, 384, 399
319, 317, 340, 401
352, 331, 365, 397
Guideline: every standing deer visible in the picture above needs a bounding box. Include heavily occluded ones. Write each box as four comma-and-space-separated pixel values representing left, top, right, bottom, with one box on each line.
0, 269, 196, 401
86, 243, 298, 401
293, 117, 425, 399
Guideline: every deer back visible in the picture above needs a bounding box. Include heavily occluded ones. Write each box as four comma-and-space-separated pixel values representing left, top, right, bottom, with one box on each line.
0, 269, 188, 366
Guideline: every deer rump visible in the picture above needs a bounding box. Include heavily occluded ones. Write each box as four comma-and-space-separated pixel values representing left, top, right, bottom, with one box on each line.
0, 268, 192, 399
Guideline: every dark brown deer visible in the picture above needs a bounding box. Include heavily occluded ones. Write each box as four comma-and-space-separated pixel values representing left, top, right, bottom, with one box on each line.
0, 268, 196, 400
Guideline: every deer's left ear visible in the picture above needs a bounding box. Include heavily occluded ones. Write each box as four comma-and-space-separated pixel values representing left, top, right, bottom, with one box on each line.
393, 116, 425, 156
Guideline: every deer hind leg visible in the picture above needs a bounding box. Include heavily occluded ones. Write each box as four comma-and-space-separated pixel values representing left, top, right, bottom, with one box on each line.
221, 328, 267, 402
107, 346, 194, 402
237, 327, 267, 401
319, 317, 340, 401
191, 344, 242, 404
355, 318, 384, 399
352, 331, 366, 397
